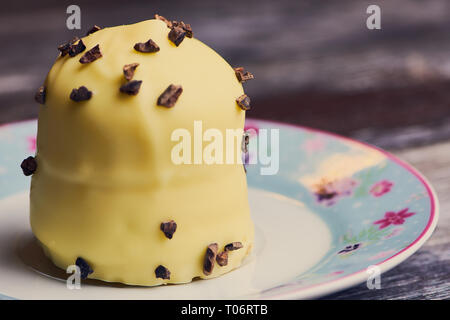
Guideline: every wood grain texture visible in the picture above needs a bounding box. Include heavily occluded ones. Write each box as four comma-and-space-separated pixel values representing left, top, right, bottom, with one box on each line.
1, 0, 450, 150
322, 140, 450, 300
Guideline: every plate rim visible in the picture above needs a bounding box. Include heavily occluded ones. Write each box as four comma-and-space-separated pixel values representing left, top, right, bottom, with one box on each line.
0, 118, 440, 300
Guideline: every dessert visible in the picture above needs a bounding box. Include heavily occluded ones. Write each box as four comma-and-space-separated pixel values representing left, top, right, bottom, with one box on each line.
23, 16, 254, 286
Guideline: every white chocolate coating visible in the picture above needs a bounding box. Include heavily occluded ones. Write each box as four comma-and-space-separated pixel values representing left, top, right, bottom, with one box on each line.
30, 19, 254, 285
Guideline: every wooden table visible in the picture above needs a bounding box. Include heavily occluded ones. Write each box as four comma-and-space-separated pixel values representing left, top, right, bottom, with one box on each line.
1, 0, 449, 300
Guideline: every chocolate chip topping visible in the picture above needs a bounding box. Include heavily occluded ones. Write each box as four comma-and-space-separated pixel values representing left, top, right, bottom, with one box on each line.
68, 39, 86, 57
203, 243, 218, 276
154, 14, 173, 28
123, 63, 139, 81
34, 86, 46, 104
216, 251, 228, 267
134, 39, 160, 53
168, 26, 186, 47
75, 257, 94, 279
70, 86, 92, 102
119, 80, 142, 95
20, 156, 37, 176
155, 265, 171, 280
79, 44, 102, 64
236, 94, 251, 111
86, 25, 101, 35
225, 242, 243, 251
154, 14, 193, 38
172, 21, 193, 38
157, 84, 183, 108
234, 67, 254, 83
57, 37, 80, 57
160, 220, 177, 239
57, 44, 71, 57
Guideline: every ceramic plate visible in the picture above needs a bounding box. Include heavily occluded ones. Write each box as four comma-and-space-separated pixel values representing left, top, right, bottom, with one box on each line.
0, 119, 439, 299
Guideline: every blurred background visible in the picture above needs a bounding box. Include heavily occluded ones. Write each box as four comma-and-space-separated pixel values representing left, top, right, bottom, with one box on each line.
1, 0, 450, 149
1, 0, 449, 299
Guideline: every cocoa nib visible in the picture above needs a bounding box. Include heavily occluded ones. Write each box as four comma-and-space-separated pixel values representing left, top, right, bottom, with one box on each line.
75, 257, 93, 279
134, 39, 160, 53
154, 14, 173, 28
234, 67, 254, 83
216, 251, 228, 267
168, 27, 186, 46
172, 21, 193, 38
203, 243, 218, 276
70, 86, 92, 102
57, 37, 80, 57
34, 86, 46, 104
225, 242, 243, 251
157, 84, 183, 108
68, 39, 86, 57
79, 44, 102, 64
155, 265, 171, 280
160, 220, 177, 239
236, 94, 251, 111
20, 156, 37, 176
123, 63, 139, 81
154, 14, 193, 38
86, 25, 101, 35
119, 80, 142, 95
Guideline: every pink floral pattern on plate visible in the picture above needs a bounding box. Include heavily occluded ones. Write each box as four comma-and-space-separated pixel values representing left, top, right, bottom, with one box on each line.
370, 180, 393, 197
373, 208, 415, 229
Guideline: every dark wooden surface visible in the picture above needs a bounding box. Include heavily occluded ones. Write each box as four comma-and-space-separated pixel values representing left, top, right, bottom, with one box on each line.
0, 0, 449, 299
2, 0, 450, 150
